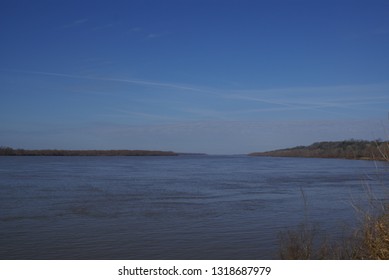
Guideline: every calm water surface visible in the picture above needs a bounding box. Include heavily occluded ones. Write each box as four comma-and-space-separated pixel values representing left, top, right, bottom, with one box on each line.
0, 155, 388, 259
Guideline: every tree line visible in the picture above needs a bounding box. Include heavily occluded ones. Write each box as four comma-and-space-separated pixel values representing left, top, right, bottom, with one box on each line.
0, 147, 178, 156
249, 140, 389, 160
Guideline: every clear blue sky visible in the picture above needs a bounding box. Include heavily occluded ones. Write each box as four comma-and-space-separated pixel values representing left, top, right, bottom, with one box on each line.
1, 0, 389, 154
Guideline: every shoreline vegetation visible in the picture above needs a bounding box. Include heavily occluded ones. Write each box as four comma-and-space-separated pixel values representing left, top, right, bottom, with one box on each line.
0, 147, 179, 156
279, 192, 389, 260
275, 139, 389, 259
250, 140, 389, 161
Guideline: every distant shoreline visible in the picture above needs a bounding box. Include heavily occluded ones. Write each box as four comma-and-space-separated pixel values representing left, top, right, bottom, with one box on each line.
249, 140, 389, 161
0, 147, 179, 156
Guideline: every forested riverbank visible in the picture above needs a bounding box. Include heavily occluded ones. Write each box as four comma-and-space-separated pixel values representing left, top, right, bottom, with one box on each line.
250, 140, 389, 161
0, 147, 178, 156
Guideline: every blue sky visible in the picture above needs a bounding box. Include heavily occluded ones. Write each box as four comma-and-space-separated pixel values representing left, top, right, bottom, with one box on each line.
1, 0, 389, 154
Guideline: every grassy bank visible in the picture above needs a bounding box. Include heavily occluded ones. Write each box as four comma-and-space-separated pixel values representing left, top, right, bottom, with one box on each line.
279, 165, 389, 259
279, 209, 389, 259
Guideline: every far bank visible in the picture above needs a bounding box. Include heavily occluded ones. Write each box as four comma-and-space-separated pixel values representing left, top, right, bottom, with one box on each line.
249, 140, 389, 161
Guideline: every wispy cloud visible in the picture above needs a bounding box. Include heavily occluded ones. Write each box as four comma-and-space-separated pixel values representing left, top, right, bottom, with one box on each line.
3, 69, 218, 95
225, 83, 389, 111
126, 26, 168, 40
92, 23, 115, 31
147, 33, 164, 39
3, 68, 389, 118
62, 18, 88, 29
111, 109, 181, 122
178, 108, 234, 121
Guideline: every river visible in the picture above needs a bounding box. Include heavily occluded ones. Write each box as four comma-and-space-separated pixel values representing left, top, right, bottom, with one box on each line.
0, 155, 387, 259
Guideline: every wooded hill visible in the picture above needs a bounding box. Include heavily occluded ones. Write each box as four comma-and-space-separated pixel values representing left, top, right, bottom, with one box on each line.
249, 140, 389, 161
0, 147, 178, 156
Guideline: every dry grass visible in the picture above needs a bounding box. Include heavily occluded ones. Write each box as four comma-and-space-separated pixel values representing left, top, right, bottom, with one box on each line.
280, 224, 323, 259
350, 210, 389, 259
279, 207, 389, 259
280, 150, 389, 259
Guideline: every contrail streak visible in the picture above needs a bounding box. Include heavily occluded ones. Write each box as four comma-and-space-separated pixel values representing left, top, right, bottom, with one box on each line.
2, 69, 218, 95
